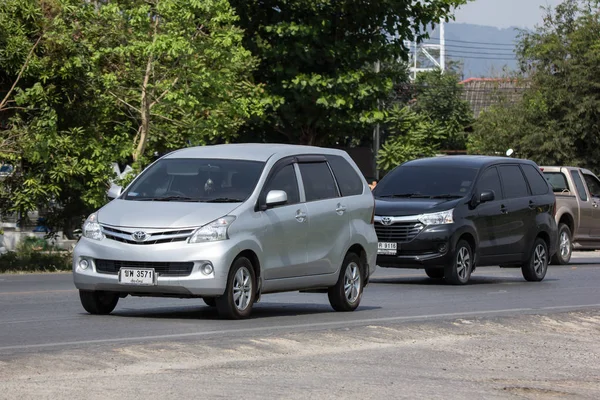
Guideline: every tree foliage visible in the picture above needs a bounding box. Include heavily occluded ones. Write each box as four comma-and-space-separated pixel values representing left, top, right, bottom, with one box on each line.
376, 105, 445, 174
229, 0, 469, 146
469, 0, 600, 170
0, 0, 265, 235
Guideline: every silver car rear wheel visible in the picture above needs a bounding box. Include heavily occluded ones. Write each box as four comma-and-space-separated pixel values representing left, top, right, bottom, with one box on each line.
328, 252, 364, 312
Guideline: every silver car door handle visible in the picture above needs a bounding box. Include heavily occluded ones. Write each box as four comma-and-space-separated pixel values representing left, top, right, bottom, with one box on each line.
295, 210, 307, 222
336, 204, 347, 215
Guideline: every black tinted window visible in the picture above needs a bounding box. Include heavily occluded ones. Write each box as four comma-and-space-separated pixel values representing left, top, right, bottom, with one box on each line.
583, 173, 600, 198
299, 162, 339, 201
569, 171, 588, 201
521, 164, 549, 195
374, 166, 477, 198
498, 165, 529, 198
264, 164, 300, 205
326, 155, 364, 196
477, 167, 503, 200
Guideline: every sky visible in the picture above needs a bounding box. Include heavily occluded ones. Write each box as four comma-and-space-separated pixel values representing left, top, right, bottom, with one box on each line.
453, 0, 564, 29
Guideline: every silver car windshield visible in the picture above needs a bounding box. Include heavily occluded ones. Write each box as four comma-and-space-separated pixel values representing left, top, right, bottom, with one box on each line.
123, 158, 266, 202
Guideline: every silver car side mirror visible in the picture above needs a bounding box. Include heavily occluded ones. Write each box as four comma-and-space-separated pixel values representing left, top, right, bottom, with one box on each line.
265, 190, 288, 208
107, 184, 123, 200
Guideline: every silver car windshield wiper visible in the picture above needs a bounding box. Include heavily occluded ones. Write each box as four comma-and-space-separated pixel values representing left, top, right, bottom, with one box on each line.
136, 195, 200, 202
203, 197, 244, 203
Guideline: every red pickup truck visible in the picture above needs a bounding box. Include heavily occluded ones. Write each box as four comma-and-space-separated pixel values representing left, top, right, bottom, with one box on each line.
540, 166, 600, 264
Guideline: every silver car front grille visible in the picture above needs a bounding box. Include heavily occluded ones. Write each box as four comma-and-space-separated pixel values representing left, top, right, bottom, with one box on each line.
101, 225, 195, 245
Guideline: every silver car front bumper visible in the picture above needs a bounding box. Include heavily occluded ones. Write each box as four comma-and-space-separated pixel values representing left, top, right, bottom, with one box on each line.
73, 237, 239, 297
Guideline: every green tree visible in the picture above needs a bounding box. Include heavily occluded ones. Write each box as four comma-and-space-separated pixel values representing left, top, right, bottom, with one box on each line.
412, 69, 473, 150
470, 0, 600, 170
376, 105, 445, 174
0, 0, 266, 235
229, 0, 469, 146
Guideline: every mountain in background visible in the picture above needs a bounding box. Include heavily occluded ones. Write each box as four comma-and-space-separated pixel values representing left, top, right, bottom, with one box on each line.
423, 23, 524, 79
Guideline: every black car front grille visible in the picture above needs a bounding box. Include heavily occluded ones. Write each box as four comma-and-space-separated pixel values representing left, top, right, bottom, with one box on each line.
375, 222, 423, 243
95, 260, 195, 277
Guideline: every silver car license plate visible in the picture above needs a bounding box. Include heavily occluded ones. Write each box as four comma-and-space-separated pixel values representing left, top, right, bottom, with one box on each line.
119, 268, 156, 286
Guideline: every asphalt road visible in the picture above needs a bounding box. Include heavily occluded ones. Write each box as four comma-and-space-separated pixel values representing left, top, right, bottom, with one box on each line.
1, 253, 600, 356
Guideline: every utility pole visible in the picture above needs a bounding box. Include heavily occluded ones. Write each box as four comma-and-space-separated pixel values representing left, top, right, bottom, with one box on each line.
373, 60, 381, 181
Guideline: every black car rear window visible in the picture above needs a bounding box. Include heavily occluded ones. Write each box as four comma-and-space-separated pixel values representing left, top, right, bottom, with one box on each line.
521, 164, 549, 195
373, 165, 478, 198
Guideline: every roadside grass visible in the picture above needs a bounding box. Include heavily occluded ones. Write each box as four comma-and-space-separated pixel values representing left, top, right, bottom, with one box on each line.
0, 237, 72, 273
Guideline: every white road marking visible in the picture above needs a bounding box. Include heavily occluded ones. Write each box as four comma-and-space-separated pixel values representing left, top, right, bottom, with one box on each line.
1, 303, 600, 352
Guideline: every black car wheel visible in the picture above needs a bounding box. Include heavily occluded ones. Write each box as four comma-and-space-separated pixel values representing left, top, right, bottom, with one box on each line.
522, 238, 549, 282
444, 240, 473, 285
425, 268, 444, 279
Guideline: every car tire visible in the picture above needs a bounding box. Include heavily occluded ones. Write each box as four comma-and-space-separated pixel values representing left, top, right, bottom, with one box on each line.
551, 224, 572, 265
522, 237, 549, 282
444, 240, 473, 285
425, 268, 444, 279
216, 257, 256, 319
203, 297, 217, 307
79, 290, 119, 315
328, 252, 364, 312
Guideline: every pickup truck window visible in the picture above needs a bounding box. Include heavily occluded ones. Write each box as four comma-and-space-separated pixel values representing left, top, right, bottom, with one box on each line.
583, 173, 600, 198
521, 164, 549, 195
543, 172, 569, 193
498, 165, 530, 198
569, 170, 588, 201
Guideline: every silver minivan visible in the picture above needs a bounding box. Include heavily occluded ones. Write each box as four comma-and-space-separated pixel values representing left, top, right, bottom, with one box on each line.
73, 144, 378, 319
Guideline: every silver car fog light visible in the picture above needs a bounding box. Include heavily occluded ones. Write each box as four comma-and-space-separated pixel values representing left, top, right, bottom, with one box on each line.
200, 262, 214, 275
78, 258, 90, 270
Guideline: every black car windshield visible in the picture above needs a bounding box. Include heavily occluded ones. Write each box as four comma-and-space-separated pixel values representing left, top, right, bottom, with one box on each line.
373, 165, 478, 198
123, 158, 265, 202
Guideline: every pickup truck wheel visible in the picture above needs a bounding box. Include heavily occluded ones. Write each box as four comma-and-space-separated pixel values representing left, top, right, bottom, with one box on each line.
551, 224, 572, 265
79, 290, 119, 315
522, 238, 549, 282
425, 268, 444, 279
444, 240, 473, 285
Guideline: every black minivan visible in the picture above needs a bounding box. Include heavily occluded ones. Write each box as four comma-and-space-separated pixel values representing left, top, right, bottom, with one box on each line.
373, 156, 558, 284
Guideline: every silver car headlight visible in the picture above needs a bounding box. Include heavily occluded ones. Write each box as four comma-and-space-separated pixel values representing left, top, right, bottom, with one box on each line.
82, 212, 104, 241
189, 216, 236, 243
418, 209, 454, 225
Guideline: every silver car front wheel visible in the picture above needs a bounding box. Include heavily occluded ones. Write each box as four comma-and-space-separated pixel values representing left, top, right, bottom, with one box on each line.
216, 257, 256, 319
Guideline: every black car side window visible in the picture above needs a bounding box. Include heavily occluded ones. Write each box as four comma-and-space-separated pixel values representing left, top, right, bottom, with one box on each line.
477, 167, 503, 201
498, 165, 530, 199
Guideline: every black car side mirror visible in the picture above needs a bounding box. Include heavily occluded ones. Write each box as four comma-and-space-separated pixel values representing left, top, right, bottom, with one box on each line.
479, 190, 495, 203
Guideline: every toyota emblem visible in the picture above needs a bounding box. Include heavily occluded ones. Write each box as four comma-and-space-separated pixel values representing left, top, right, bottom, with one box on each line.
381, 217, 393, 226
132, 231, 148, 242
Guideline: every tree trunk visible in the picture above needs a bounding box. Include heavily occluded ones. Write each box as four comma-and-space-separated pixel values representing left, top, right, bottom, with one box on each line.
133, 54, 153, 162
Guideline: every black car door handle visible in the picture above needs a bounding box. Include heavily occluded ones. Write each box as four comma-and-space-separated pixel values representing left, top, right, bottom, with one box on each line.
528, 200, 536, 210
500, 205, 508, 214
